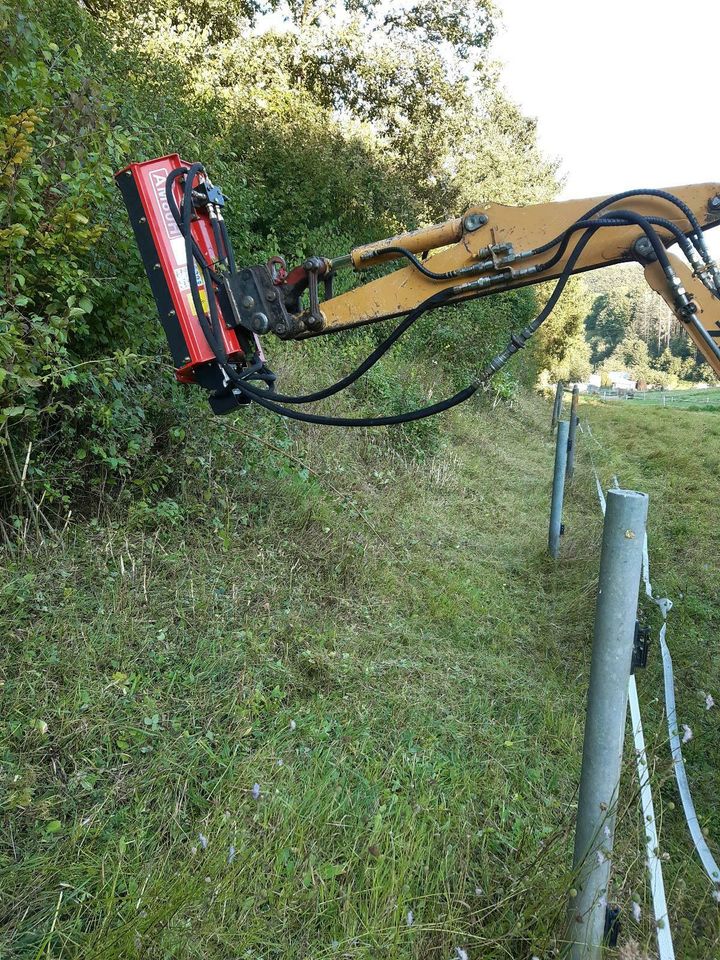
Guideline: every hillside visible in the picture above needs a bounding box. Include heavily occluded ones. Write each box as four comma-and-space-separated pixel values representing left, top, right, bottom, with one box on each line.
582, 262, 716, 388
3, 1, 720, 957
2, 393, 719, 959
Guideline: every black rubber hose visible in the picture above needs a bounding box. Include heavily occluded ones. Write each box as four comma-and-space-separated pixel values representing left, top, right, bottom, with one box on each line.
591, 210, 674, 273
390, 214, 696, 284
165, 167, 222, 284
223, 214, 669, 423
257, 212, 680, 406
218, 218, 237, 274
588, 189, 703, 243
228, 227, 598, 427
244, 290, 453, 404
531, 212, 674, 276
210, 216, 227, 268
475, 226, 601, 380
643, 216, 703, 262
362, 246, 473, 282
177, 163, 231, 366
360, 191, 712, 284
531, 188, 712, 264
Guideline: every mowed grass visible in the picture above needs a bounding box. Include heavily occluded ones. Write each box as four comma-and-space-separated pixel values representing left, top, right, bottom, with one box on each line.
1, 393, 719, 958
570, 400, 720, 953
611, 387, 720, 411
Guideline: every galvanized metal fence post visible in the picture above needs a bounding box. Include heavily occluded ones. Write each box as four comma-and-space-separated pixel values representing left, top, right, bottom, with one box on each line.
567, 489, 648, 960
551, 380, 565, 431
566, 385, 580, 480
548, 419, 569, 558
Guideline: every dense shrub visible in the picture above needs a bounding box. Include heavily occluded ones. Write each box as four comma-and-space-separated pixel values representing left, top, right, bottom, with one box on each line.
0, 0, 556, 528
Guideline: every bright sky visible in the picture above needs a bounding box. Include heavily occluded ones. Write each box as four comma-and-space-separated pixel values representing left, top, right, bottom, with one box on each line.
492, 0, 720, 202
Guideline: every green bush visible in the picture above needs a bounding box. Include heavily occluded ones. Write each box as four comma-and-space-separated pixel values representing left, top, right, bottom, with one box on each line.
0, 0, 553, 530
0, 0, 165, 511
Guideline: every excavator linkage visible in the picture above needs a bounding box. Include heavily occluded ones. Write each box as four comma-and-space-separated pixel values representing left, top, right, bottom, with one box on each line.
117, 156, 720, 415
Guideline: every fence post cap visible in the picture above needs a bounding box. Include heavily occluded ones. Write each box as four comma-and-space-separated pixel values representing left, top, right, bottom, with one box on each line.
607, 489, 648, 501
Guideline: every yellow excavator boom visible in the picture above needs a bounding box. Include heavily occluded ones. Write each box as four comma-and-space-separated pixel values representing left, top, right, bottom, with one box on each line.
117, 160, 720, 417
311, 185, 720, 380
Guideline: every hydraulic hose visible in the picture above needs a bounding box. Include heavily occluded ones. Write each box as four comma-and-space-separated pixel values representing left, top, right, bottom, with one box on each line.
218, 218, 237, 274
165, 166, 222, 284
531, 189, 709, 260
226, 226, 600, 427
242, 290, 454, 404
387, 193, 712, 290
262, 209, 698, 407
361, 246, 480, 282
166, 164, 717, 425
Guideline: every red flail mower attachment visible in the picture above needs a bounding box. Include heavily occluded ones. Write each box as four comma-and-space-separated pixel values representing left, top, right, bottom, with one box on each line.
116, 156, 274, 412
116, 157, 242, 379
117, 155, 337, 414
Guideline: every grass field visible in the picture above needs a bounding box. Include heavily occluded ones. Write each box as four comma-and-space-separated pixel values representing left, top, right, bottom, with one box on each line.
1, 394, 719, 958
603, 387, 720, 411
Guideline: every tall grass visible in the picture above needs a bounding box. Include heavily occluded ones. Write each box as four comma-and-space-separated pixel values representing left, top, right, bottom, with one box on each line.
1, 393, 718, 957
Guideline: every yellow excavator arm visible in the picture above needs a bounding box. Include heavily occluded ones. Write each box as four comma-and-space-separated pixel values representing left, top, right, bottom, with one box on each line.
116, 159, 720, 420
308, 185, 720, 372
643, 252, 720, 373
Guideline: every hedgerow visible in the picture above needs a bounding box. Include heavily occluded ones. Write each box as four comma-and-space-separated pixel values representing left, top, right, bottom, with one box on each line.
0, 0, 555, 529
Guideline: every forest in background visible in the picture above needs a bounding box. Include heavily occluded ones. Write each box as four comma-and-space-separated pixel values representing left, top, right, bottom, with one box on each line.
535, 263, 718, 391
583, 264, 716, 386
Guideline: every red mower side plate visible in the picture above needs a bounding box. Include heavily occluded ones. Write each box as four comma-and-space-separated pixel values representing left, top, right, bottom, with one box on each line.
116, 155, 245, 382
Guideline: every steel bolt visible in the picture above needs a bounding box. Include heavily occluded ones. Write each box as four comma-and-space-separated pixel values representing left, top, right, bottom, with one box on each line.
709, 195, 720, 212
241, 295, 255, 310
463, 213, 488, 232
266, 290, 277, 302
251, 312, 270, 334
633, 237, 653, 259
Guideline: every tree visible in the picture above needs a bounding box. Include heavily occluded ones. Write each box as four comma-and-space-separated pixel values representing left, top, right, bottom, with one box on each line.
581, 261, 712, 381
102, 0, 557, 222
79, 0, 263, 41
558, 338, 592, 383
585, 289, 631, 363
607, 334, 652, 381
533, 276, 592, 382
655, 347, 682, 379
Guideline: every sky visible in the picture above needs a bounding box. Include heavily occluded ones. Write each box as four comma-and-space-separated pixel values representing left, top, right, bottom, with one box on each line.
492, 0, 720, 202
